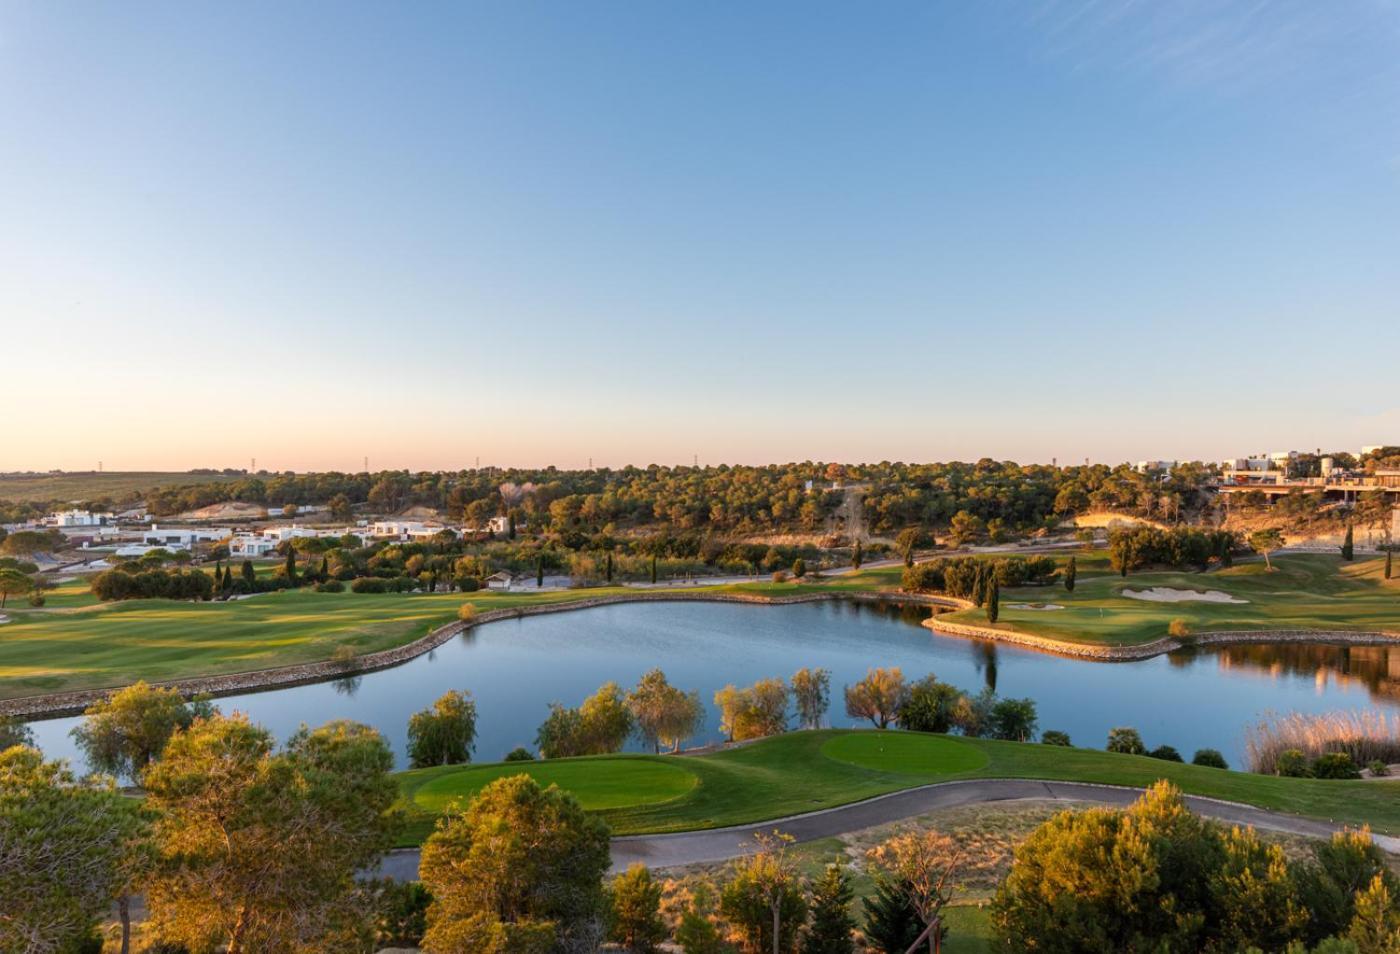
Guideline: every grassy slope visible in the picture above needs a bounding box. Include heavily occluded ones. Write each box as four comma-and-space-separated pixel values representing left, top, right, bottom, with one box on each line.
0, 471, 243, 503
947, 553, 1400, 646
393, 730, 1400, 845
0, 570, 904, 699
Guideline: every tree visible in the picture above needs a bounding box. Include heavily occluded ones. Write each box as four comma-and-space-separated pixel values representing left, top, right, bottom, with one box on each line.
241, 559, 255, 586
407, 690, 478, 768
720, 832, 807, 954
283, 546, 297, 584
1064, 556, 1076, 593
1387, 548, 1393, 581
852, 540, 863, 570
627, 669, 705, 753
71, 681, 211, 783
844, 668, 908, 729
537, 683, 635, 757
0, 715, 34, 750
1250, 529, 1284, 571
715, 679, 790, 742
651, 553, 658, 584
898, 677, 964, 734
142, 715, 401, 954
948, 511, 984, 548
792, 558, 806, 579
989, 697, 1038, 742
0, 746, 149, 954
791, 667, 831, 730
1192, 748, 1228, 769
867, 829, 966, 954
803, 861, 856, 954
0, 566, 32, 609
537, 553, 545, 588
895, 528, 922, 568
328, 493, 353, 522
862, 875, 923, 954
1342, 525, 1355, 562
608, 863, 666, 953
1106, 726, 1146, 755
606, 551, 614, 584
419, 774, 610, 952
986, 578, 999, 623
1346, 874, 1400, 953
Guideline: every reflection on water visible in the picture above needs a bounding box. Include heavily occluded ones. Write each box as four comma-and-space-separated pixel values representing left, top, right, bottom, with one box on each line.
22, 600, 1400, 772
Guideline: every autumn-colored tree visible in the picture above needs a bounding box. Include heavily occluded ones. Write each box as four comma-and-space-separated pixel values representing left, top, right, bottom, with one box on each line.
866, 829, 967, 953
536, 683, 635, 757
714, 678, 790, 742
626, 669, 705, 753
844, 668, 908, 729
791, 667, 831, 730
720, 832, 808, 954
1249, 528, 1284, 571
608, 863, 667, 952
142, 715, 401, 954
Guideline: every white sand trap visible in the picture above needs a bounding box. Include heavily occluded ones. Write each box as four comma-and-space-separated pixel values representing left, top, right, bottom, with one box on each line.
0, 614, 9, 625
1122, 587, 1248, 604
1007, 602, 1064, 611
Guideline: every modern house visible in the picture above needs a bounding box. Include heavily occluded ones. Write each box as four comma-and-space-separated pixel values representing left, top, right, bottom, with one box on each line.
140, 525, 233, 550
229, 534, 278, 558
50, 509, 114, 527
261, 525, 319, 543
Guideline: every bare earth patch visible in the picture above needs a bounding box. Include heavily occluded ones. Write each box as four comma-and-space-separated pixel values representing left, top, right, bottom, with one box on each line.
1122, 586, 1249, 604
1007, 602, 1064, 611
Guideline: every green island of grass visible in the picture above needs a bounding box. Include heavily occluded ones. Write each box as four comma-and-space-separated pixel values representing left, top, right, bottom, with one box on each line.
393, 729, 1400, 846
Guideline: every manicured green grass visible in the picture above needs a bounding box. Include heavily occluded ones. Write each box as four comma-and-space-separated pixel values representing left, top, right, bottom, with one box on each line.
948, 553, 1400, 646
404, 756, 698, 814
393, 729, 1400, 846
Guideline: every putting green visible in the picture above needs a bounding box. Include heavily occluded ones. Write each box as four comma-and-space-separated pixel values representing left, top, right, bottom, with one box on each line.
820, 731, 988, 775
411, 757, 699, 814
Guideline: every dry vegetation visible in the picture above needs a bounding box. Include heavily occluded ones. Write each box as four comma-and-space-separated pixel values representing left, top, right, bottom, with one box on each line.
1245, 710, 1400, 775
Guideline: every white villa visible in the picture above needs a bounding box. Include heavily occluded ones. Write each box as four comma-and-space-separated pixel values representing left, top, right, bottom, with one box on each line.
140, 524, 233, 550
261, 525, 319, 543
50, 509, 115, 527
229, 534, 278, 558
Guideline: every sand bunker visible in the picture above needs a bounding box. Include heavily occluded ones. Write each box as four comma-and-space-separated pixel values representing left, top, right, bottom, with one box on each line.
1007, 602, 1064, 611
1122, 587, 1248, 604
0, 614, 9, 625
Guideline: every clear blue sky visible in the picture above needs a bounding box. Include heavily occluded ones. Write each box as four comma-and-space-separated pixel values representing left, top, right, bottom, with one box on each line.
3, 1, 1397, 471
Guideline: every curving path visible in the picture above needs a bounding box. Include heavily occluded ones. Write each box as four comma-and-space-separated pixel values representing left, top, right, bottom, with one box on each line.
371, 777, 1400, 880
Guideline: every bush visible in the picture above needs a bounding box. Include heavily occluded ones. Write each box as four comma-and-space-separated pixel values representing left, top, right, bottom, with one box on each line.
457, 603, 476, 623
771, 570, 788, 583
330, 645, 357, 668
350, 576, 390, 593
1191, 748, 1228, 770
457, 576, 481, 592
1040, 730, 1071, 747
1275, 748, 1312, 778
1310, 751, 1361, 780
1167, 618, 1191, 638
1148, 744, 1183, 763
26, 591, 45, 607
1367, 759, 1389, 777
1245, 710, 1400, 775
1106, 727, 1147, 755
504, 747, 535, 762
373, 879, 432, 948
314, 579, 344, 593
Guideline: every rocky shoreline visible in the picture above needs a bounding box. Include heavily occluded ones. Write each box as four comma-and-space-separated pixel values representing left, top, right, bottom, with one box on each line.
0, 589, 964, 721
923, 615, 1400, 661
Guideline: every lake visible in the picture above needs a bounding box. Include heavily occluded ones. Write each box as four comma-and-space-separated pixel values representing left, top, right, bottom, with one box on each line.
25, 599, 1400, 773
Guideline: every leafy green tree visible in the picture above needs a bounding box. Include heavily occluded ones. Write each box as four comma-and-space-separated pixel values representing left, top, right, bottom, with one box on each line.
241, 559, 255, 586
1192, 748, 1228, 769
0, 746, 149, 954
608, 863, 666, 952
626, 669, 705, 753
989, 697, 1038, 741
606, 551, 614, 584
407, 690, 478, 768
1106, 726, 1147, 755
1210, 825, 1307, 952
843, 667, 908, 729
0, 565, 32, 609
1249, 528, 1285, 571
142, 715, 401, 954
803, 861, 856, 954
537, 683, 635, 757
792, 558, 806, 579
861, 875, 922, 954
898, 676, 964, 734
790, 667, 831, 730
1040, 730, 1071, 746
675, 884, 733, 954
948, 511, 984, 548
720, 832, 808, 954
1064, 555, 1076, 592
1342, 525, 1355, 562
419, 774, 610, 953
283, 546, 297, 584
71, 681, 212, 783
1148, 744, 1183, 762
895, 528, 922, 568
714, 679, 790, 742
986, 578, 1000, 623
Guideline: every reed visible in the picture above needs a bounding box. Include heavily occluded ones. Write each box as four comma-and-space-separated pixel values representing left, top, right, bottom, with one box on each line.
1245, 710, 1400, 775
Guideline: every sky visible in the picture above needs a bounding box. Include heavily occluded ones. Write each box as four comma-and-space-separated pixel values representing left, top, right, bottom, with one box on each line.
2, 1, 1398, 472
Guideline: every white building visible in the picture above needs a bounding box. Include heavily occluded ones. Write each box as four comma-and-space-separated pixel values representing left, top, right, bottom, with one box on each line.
1133, 460, 1177, 474
50, 509, 113, 527
261, 525, 319, 543
140, 525, 233, 550
229, 534, 278, 558
485, 571, 515, 591
368, 520, 447, 541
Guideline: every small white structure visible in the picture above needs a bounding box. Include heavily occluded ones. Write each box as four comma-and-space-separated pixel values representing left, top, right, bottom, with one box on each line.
229, 534, 278, 558
141, 525, 232, 550
1133, 460, 1177, 474
485, 571, 515, 591
261, 525, 319, 543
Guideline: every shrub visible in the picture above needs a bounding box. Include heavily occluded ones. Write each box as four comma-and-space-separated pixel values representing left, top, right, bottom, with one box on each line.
330, 645, 357, 668
1148, 745, 1183, 763
372, 879, 432, 948
504, 747, 535, 762
1245, 710, 1400, 775
457, 602, 476, 623
607, 863, 666, 952
1367, 759, 1389, 777
791, 558, 806, 578
314, 579, 344, 593
1192, 748, 1228, 770
1106, 727, 1146, 755
771, 570, 788, 584
1040, 730, 1071, 747
350, 576, 390, 593
26, 591, 45, 607
1311, 752, 1361, 780
1167, 618, 1191, 638
457, 576, 480, 592
1275, 748, 1312, 778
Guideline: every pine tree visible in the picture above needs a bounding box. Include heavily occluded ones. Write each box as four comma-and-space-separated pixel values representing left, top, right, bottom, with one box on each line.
221, 566, 233, 590
241, 559, 255, 586
804, 861, 856, 954
605, 552, 613, 584
536, 554, 544, 588
1064, 556, 1076, 593
650, 554, 658, 585
861, 875, 922, 954
986, 578, 1000, 624
284, 547, 297, 585
1386, 548, 1393, 581
212, 560, 222, 589
1342, 525, 1355, 561
852, 540, 863, 570
319, 555, 329, 581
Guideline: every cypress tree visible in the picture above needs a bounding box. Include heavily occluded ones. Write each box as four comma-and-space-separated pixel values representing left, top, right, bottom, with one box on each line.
862, 876, 923, 954
852, 540, 863, 570
222, 566, 233, 590
650, 554, 658, 585
1065, 556, 1076, 593
605, 551, 613, 584
284, 547, 297, 585
536, 554, 544, 588
805, 862, 857, 954
987, 578, 1000, 624
1342, 525, 1355, 561
319, 555, 329, 580
212, 560, 222, 588
1387, 548, 1393, 580
241, 559, 255, 586
971, 563, 987, 606
508, 512, 516, 539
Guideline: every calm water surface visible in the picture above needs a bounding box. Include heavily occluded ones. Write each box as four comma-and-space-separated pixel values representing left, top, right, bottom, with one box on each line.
26, 600, 1400, 772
